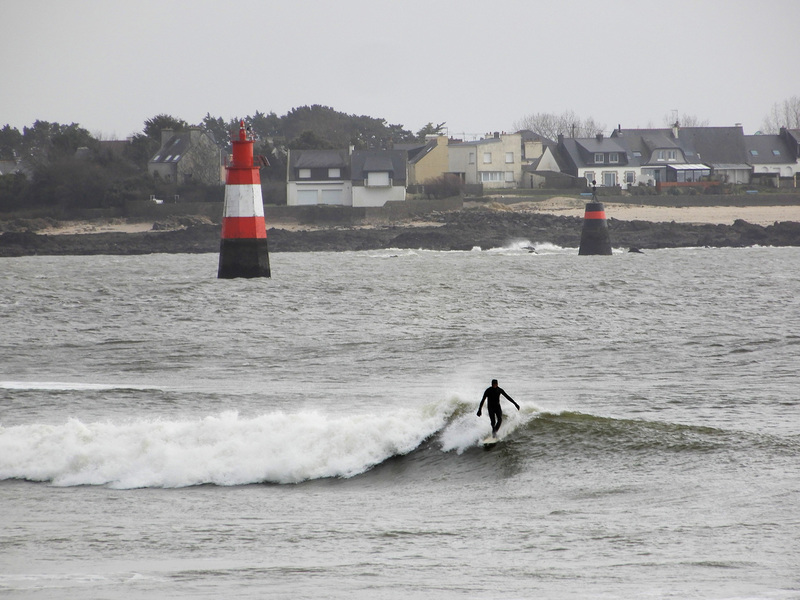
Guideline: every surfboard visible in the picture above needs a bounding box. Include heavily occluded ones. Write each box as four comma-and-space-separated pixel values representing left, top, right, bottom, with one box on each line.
481, 435, 499, 449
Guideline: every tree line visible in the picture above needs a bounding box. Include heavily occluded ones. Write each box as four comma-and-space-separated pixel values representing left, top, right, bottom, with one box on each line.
0, 106, 445, 213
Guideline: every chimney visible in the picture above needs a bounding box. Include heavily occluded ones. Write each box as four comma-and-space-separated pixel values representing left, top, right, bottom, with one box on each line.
672, 122, 680, 139
494, 131, 500, 139
161, 128, 174, 147
596, 133, 604, 142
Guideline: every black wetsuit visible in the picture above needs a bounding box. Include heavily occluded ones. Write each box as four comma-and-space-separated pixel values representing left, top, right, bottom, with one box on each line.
479, 386, 517, 434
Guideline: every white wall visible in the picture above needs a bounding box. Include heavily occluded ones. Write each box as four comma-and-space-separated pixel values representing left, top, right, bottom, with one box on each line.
352, 184, 405, 207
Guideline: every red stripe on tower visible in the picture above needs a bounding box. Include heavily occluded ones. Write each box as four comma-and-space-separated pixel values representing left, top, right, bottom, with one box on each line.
217, 120, 271, 278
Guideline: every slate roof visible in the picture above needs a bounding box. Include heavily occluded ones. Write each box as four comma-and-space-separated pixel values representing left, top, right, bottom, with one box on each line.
611, 126, 750, 168
290, 149, 351, 169
744, 134, 794, 165
575, 137, 626, 154
150, 133, 193, 164
351, 150, 407, 184
678, 127, 749, 167
407, 139, 438, 164
560, 137, 627, 168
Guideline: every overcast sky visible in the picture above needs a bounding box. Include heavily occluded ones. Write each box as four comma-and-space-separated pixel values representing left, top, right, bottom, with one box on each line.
2, 0, 798, 140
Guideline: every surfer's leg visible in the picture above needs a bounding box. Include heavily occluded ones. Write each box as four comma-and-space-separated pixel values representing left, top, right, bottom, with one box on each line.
489, 411, 497, 432
490, 408, 502, 435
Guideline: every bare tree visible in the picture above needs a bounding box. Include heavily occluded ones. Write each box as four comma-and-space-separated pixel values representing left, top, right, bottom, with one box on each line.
513, 110, 606, 140
761, 96, 800, 134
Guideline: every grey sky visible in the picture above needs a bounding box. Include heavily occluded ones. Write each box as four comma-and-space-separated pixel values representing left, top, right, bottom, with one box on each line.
2, 0, 798, 140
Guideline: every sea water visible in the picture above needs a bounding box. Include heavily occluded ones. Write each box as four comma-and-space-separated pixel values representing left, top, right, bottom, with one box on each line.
1, 244, 799, 599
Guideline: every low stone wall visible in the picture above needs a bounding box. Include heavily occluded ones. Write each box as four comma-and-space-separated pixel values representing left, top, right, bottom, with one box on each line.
121, 197, 463, 225
125, 201, 223, 220
588, 193, 800, 208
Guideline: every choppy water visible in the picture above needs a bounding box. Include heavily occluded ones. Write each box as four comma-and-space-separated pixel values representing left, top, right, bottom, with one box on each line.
1, 243, 799, 599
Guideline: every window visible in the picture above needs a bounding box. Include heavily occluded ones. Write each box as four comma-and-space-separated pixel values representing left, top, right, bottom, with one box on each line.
657, 150, 677, 161
298, 168, 311, 178
483, 152, 492, 164
594, 153, 604, 163
328, 168, 341, 178
584, 171, 595, 183
469, 152, 475, 164
479, 171, 503, 182
772, 149, 781, 156
602, 172, 617, 187
366, 171, 390, 187
609, 153, 619, 164
632, 151, 642, 158
625, 171, 635, 184
505, 152, 514, 164
504, 171, 514, 182
749, 149, 759, 156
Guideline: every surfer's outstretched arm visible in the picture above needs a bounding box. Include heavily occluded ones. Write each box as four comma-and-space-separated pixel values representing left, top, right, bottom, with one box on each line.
476, 393, 487, 417
500, 389, 520, 410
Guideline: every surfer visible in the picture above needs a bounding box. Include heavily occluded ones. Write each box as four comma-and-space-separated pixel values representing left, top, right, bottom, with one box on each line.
477, 379, 520, 437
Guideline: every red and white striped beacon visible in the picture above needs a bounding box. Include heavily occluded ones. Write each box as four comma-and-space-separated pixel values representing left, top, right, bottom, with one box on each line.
217, 120, 271, 278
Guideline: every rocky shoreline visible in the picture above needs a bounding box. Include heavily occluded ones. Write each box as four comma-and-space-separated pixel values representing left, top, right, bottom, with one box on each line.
2, 208, 800, 257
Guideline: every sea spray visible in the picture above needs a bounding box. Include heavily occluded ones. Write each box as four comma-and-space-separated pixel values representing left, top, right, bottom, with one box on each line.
0, 399, 468, 488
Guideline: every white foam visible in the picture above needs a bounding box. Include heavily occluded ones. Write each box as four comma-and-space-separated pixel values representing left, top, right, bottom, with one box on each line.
439, 404, 541, 454
0, 400, 464, 488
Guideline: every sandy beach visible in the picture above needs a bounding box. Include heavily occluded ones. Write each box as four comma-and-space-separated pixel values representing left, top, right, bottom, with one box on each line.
488, 197, 800, 227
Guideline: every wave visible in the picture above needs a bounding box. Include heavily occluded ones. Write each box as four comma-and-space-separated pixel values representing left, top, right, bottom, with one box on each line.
0, 381, 162, 392
1, 400, 794, 489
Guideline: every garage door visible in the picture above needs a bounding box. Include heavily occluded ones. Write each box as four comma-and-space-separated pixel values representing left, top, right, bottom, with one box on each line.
296, 190, 317, 205
321, 189, 342, 205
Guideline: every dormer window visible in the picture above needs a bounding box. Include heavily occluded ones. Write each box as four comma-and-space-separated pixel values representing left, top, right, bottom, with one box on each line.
328, 168, 341, 178
609, 153, 619, 164
594, 153, 604, 163
298, 168, 311, 178
657, 150, 677, 161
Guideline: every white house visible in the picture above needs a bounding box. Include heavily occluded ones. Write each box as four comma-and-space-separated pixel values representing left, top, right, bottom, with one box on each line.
350, 150, 407, 207
286, 149, 353, 206
286, 148, 406, 207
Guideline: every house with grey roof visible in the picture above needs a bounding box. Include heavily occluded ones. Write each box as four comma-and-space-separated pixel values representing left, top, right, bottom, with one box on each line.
745, 128, 800, 186
148, 128, 222, 185
557, 133, 636, 188
603, 124, 751, 187
286, 149, 352, 206
286, 148, 407, 207
670, 126, 750, 185
351, 149, 407, 207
